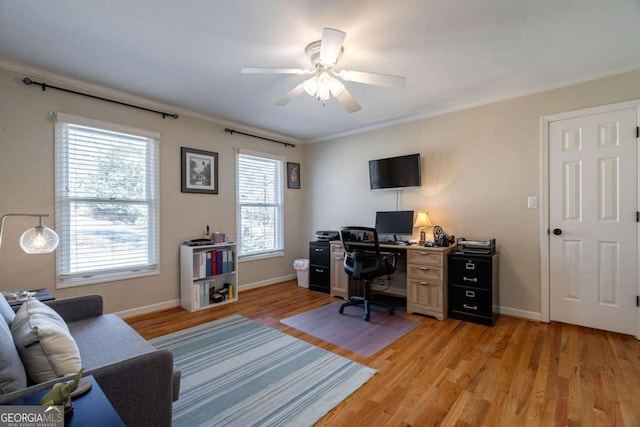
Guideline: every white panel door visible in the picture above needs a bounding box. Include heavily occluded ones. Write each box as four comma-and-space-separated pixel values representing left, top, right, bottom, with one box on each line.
549, 108, 637, 335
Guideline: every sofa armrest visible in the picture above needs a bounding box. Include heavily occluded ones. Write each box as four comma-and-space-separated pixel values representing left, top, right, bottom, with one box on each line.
89, 350, 176, 427
44, 295, 103, 322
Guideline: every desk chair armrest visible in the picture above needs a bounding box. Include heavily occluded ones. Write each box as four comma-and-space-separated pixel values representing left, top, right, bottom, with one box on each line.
381, 252, 398, 275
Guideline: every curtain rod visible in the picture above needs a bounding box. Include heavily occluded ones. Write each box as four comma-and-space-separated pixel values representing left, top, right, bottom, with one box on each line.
224, 127, 295, 148
22, 77, 179, 119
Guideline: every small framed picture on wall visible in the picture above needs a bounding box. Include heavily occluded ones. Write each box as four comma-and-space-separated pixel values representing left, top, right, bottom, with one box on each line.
181, 147, 218, 194
287, 162, 301, 189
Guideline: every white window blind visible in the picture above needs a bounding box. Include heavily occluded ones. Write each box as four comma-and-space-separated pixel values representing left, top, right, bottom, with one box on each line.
54, 113, 160, 287
236, 150, 284, 258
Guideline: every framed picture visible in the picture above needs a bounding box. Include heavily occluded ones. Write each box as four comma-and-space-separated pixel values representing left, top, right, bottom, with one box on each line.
287, 162, 301, 189
181, 147, 218, 194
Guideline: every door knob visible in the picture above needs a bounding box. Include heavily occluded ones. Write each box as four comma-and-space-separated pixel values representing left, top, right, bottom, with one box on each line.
552, 228, 562, 236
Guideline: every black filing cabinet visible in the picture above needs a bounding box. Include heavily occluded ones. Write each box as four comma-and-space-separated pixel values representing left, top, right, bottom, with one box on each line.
309, 241, 330, 293
448, 253, 499, 326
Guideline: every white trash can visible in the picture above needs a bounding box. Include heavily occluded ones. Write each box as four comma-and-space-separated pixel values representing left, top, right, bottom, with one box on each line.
293, 259, 309, 288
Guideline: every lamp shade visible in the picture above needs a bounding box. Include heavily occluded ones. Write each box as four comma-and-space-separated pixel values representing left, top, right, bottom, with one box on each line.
413, 211, 432, 228
19, 225, 59, 254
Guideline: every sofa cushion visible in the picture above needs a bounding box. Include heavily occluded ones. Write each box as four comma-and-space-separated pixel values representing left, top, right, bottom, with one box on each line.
0, 293, 15, 326
66, 314, 157, 368
11, 297, 81, 383
0, 317, 27, 394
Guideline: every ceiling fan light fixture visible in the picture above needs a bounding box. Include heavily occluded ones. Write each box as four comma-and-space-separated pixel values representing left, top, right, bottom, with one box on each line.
328, 77, 345, 97
303, 71, 345, 102
250, 27, 405, 112
302, 76, 318, 97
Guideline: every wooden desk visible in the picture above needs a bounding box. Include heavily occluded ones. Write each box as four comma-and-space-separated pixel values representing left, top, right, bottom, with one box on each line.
330, 242, 454, 320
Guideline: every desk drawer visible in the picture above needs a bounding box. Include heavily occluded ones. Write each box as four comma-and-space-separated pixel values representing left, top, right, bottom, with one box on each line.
449, 257, 492, 289
407, 250, 442, 266
407, 264, 443, 282
449, 286, 492, 316
309, 264, 329, 285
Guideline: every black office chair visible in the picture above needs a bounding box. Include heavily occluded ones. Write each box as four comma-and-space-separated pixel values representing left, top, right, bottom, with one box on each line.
338, 226, 398, 321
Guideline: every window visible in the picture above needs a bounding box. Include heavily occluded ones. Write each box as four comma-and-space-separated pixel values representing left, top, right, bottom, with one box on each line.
236, 150, 284, 259
54, 113, 159, 287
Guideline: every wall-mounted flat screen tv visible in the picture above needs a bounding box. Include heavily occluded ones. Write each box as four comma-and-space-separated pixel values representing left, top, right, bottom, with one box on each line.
369, 153, 421, 190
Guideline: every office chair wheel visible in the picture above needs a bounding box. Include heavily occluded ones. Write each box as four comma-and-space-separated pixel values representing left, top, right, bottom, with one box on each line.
364, 313, 370, 321
339, 306, 344, 314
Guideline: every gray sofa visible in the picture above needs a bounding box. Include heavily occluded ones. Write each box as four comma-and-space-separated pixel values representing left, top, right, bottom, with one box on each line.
0, 293, 180, 427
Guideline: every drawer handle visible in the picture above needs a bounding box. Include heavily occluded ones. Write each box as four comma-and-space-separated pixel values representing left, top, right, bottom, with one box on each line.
315, 248, 323, 252
419, 281, 430, 286
465, 290, 475, 297
465, 263, 475, 270
315, 268, 324, 272
417, 251, 429, 255
419, 267, 430, 271
463, 277, 478, 283
335, 256, 344, 260
463, 304, 478, 311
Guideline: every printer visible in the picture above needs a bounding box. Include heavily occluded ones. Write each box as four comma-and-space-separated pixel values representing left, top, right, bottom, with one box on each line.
315, 230, 340, 241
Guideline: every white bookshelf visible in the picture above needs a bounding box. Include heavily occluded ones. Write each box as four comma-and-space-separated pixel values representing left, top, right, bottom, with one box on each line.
180, 243, 238, 312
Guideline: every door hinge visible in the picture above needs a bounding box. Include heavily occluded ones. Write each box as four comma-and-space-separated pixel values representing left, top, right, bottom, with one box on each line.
637, 212, 640, 223
637, 126, 639, 138
637, 295, 639, 307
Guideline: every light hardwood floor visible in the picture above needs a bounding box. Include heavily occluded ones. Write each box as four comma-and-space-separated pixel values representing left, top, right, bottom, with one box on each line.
126, 281, 640, 426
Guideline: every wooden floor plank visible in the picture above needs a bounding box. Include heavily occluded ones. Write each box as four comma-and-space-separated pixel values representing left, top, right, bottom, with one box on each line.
125, 281, 640, 426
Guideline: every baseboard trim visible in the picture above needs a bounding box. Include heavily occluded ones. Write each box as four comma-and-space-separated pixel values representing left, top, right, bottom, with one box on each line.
114, 282, 540, 323
238, 274, 297, 291
498, 305, 542, 322
116, 275, 296, 318
116, 299, 180, 319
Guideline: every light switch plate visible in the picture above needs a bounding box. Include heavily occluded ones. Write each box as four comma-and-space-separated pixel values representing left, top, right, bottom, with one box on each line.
527, 196, 537, 209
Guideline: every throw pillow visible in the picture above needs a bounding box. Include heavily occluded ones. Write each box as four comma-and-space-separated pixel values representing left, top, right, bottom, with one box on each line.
11, 297, 81, 383
0, 318, 27, 393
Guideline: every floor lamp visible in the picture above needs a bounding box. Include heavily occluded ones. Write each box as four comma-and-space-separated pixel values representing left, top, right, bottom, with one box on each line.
0, 213, 59, 254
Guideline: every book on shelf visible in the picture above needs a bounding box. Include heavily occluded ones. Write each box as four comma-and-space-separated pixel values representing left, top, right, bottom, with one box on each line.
206, 252, 212, 277
193, 252, 207, 279
216, 250, 223, 275
193, 248, 234, 279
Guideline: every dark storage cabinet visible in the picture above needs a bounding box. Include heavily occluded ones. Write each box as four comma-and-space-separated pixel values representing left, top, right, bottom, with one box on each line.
309, 242, 330, 293
448, 253, 499, 326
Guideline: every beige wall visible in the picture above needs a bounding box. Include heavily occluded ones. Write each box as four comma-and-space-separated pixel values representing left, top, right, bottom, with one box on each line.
0, 66, 306, 314
4, 62, 640, 317
304, 69, 640, 317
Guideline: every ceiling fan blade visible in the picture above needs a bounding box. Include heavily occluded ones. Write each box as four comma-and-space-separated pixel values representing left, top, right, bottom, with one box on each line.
319, 28, 346, 65
275, 83, 306, 106
337, 69, 406, 88
241, 67, 311, 75
335, 88, 362, 113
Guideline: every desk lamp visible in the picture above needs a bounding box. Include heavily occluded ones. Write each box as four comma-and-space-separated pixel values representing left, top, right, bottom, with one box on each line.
413, 211, 432, 244
0, 213, 59, 254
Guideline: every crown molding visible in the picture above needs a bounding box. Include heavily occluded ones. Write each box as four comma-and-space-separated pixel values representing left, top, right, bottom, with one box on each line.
311, 62, 640, 143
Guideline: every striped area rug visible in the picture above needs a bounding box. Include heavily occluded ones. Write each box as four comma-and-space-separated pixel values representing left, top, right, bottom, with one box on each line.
150, 314, 376, 427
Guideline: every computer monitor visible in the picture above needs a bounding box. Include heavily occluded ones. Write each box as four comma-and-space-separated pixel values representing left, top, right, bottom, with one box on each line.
375, 210, 414, 238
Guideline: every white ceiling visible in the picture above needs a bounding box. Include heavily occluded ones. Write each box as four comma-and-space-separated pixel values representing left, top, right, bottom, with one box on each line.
1, 0, 640, 142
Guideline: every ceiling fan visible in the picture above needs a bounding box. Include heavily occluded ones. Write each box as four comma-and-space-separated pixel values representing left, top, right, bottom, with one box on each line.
241, 28, 406, 113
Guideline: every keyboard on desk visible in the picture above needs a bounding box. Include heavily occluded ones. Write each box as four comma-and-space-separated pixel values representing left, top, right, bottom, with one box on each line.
383, 240, 409, 245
